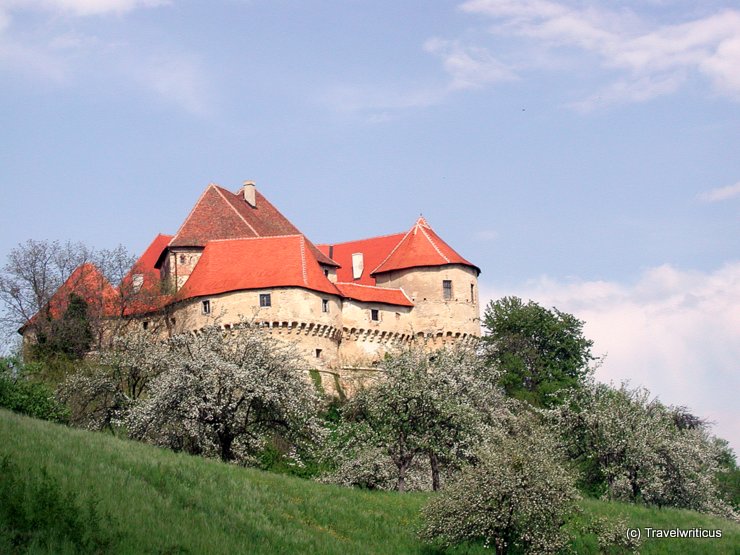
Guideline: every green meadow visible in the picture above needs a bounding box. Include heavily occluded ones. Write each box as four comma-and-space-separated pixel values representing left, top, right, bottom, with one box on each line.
1, 409, 738, 554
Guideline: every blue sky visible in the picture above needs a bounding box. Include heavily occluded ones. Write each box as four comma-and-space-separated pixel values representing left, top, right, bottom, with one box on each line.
1, 0, 738, 450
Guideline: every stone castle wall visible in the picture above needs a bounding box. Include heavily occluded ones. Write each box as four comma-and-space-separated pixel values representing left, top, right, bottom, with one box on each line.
130, 264, 480, 396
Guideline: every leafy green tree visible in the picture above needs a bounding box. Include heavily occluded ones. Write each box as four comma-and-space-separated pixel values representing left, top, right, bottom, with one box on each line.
713, 438, 740, 510
46, 294, 93, 359
481, 296, 596, 407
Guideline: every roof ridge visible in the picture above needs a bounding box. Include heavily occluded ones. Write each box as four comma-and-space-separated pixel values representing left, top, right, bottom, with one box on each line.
319, 230, 406, 248
299, 236, 308, 286
205, 234, 303, 244
169, 184, 216, 246
212, 185, 259, 236
418, 222, 450, 263
336, 281, 402, 291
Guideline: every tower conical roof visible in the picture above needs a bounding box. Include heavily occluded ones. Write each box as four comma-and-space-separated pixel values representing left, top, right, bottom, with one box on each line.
371, 216, 479, 276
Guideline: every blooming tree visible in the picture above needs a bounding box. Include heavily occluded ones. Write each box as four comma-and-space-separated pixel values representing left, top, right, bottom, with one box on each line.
419, 416, 580, 555
552, 381, 738, 520
340, 346, 509, 491
125, 324, 322, 465
57, 329, 173, 430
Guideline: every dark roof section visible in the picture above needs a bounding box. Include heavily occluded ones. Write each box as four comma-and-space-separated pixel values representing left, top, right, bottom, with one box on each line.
169, 184, 338, 267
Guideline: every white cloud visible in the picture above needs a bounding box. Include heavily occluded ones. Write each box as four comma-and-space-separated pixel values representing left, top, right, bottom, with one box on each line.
324, 39, 516, 120
0, 0, 212, 115
459, 0, 740, 106
123, 53, 213, 116
480, 262, 740, 452
320, 83, 446, 122
474, 229, 499, 241
1, 0, 169, 17
698, 181, 740, 202
423, 38, 516, 90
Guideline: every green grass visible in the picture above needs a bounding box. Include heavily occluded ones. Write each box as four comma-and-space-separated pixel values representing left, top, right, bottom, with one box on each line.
0, 409, 738, 554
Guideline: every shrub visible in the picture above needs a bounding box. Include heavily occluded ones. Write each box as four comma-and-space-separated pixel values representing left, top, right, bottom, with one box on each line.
0, 358, 68, 423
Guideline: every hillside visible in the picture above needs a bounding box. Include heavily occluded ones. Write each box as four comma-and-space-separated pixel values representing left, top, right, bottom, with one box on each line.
1, 409, 738, 554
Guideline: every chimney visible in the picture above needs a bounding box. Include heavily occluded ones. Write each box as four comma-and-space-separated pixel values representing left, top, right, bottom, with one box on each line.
242, 180, 256, 208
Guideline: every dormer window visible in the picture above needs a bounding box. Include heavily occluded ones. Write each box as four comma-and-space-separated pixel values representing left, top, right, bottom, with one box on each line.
202, 300, 211, 314
352, 253, 364, 280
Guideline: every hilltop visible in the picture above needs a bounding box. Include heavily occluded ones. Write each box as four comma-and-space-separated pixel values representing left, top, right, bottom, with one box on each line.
1, 409, 738, 554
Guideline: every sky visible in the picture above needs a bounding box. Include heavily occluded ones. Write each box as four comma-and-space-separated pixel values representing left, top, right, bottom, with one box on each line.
0, 1, 738, 450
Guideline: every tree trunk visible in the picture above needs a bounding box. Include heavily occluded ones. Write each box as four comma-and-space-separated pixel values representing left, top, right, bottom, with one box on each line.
429, 452, 441, 491
398, 463, 407, 493
218, 429, 234, 462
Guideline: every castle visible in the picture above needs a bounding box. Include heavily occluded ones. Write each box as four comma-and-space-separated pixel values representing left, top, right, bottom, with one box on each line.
26, 182, 481, 392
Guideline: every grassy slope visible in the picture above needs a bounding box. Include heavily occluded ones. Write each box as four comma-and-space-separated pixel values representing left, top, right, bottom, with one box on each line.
1, 409, 738, 554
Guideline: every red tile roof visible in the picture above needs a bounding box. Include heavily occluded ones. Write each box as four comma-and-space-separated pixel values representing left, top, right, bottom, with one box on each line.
170, 184, 337, 267
178, 235, 341, 300
334, 282, 413, 307
120, 234, 174, 316
27, 263, 119, 327
371, 217, 479, 276
133, 234, 173, 273
317, 232, 406, 285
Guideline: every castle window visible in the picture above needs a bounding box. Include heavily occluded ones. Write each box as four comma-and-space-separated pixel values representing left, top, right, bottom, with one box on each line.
179, 254, 186, 264
142, 321, 149, 330
202, 300, 211, 314
260, 293, 272, 307
371, 309, 380, 321
443, 280, 453, 300
322, 299, 329, 313
470, 283, 475, 303
315, 348, 322, 358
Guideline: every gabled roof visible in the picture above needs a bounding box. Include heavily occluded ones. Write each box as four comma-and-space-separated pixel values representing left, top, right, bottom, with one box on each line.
23, 263, 118, 330
169, 184, 338, 266
178, 235, 341, 300
317, 232, 406, 286
334, 282, 414, 307
130, 234, 172, 278
371, 216, 479, 276
120, 234, 174, 316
